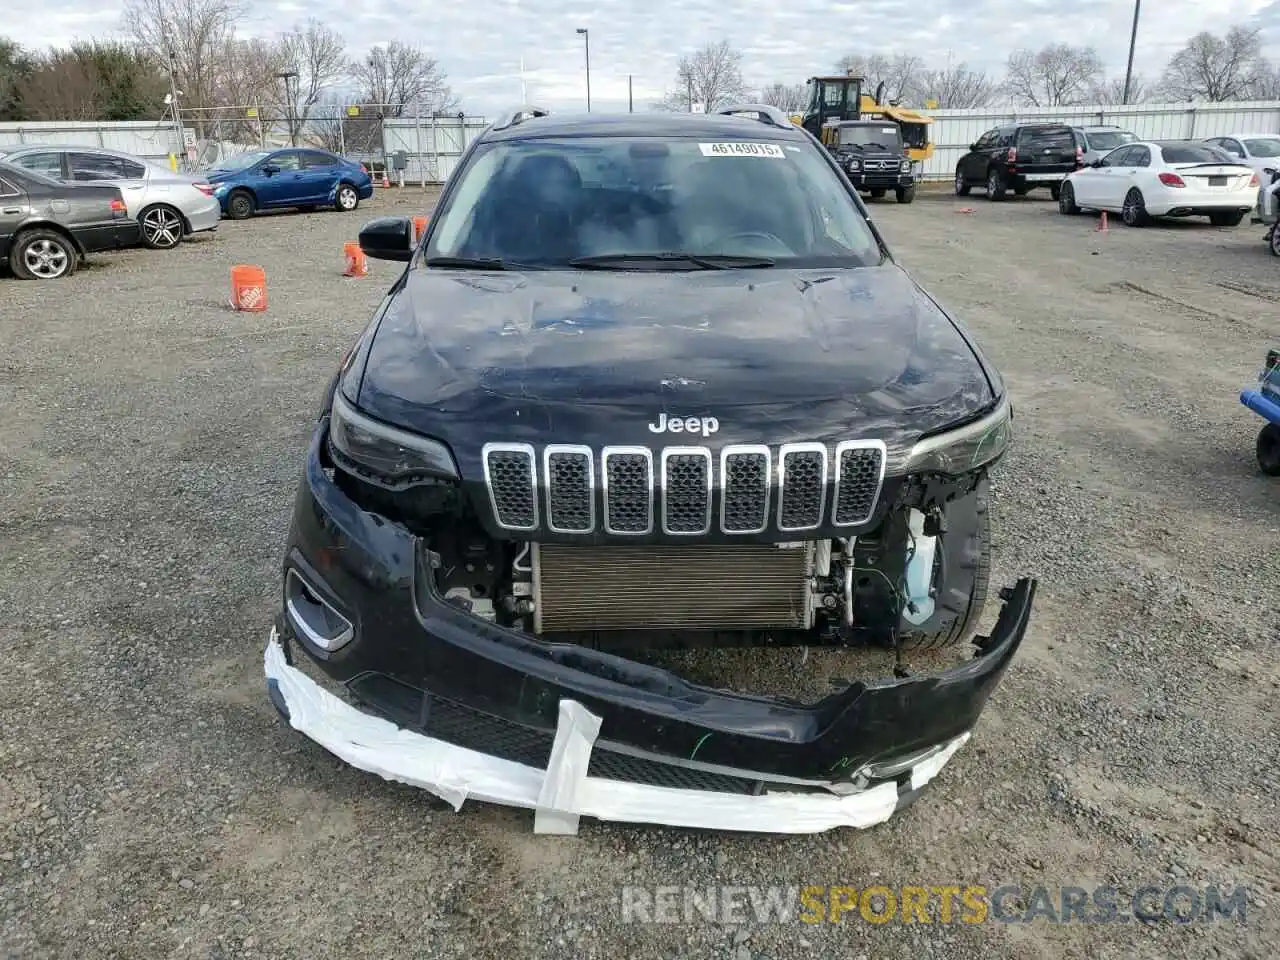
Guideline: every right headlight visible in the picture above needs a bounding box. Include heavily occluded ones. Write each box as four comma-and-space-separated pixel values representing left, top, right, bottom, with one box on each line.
328, 390, 459, 487
847, 159, 862, 172
902, 395, 1013, 475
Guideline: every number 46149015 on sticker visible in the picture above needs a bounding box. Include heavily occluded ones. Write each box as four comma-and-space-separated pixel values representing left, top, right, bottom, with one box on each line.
698, 142, 785, 158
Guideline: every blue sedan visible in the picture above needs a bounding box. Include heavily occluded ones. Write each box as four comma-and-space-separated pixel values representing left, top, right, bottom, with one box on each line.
206, 148, 374, 219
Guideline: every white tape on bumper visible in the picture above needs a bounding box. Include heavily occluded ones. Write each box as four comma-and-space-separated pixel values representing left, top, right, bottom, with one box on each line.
264, 633, 968, 834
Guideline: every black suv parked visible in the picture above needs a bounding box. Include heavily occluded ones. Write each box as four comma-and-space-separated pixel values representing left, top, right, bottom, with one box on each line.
955, 123, 1081, 201
831, 120, 915, 203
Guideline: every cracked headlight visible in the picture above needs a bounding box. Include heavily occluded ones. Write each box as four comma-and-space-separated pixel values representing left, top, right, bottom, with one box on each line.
903, 396, 1013, 474
328, 390, 458, 487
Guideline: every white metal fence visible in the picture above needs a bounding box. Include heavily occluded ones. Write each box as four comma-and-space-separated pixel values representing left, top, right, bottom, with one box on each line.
921, 100, 1280, 180
0, 120, 186, 166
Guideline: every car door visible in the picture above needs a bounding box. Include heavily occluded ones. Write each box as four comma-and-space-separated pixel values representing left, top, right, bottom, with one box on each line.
68, 152, 149, 217
1114, 145, 1152, 206
0, 173, 30, 262
1075, 146, 1127, 206
300, 150, 341, 202
1095, 146, 1139, 208
963, 130, 996, 182
255, 150, 305, 207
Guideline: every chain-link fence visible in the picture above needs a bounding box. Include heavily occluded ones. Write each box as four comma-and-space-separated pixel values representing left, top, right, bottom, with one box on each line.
176, 103, 487, 183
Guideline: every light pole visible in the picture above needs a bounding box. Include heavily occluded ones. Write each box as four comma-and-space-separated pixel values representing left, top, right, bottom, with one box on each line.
1121, 0, 1141, 105
575, 28, 591, 111
277, 70, 299, 145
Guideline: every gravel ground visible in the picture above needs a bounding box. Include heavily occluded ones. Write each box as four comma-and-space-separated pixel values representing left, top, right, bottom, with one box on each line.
1, 188, 1277, 959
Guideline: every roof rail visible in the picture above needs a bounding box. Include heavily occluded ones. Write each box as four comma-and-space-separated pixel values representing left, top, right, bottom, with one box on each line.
491, 105, 551, 131
715, 103, 794, 130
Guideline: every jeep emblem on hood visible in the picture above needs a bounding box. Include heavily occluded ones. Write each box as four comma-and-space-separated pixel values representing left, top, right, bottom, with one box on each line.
648, 413, 720, 437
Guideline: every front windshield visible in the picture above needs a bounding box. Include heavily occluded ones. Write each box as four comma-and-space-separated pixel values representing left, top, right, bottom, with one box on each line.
1086, 131, 1135, 150
1244, 137, 1280, 158
217, 150, 270, 170
838, 126, 902, 151
425, 135, 883, 268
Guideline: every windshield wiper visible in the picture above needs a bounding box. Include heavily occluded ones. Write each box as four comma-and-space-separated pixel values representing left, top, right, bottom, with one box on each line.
568, 252, 775, 270
424, 255, 509, 270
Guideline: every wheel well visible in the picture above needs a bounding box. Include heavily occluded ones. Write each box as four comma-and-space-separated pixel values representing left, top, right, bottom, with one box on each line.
227, 186, 256, 206
139, 201, 189, 233
15, 221, 84, 256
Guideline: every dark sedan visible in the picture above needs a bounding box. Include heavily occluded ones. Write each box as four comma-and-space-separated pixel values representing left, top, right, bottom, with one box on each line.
0, 162, 139, 280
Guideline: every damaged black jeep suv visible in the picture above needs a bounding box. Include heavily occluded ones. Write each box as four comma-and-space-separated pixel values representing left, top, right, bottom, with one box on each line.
267, 104, 1036, 833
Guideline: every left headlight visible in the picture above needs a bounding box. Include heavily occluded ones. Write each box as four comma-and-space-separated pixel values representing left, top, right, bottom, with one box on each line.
900, 159, 912, 172
328, 390, 459, 487
847, 159, 862, 172
902, 396, 1013, 475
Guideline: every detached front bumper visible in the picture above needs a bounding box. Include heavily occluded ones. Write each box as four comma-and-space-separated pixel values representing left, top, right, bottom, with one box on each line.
267, 423, 1037, 834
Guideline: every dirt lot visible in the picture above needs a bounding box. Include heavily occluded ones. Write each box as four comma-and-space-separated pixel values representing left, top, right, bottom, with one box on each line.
1, 187, 1277, 960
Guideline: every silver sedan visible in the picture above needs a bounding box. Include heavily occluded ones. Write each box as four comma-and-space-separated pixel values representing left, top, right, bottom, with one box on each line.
0, 144, 220, 250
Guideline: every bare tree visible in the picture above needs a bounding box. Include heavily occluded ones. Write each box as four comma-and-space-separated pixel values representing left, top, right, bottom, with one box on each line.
277, 19, 347, 139
1247, 60, 1280, 99
123, 0, 241, 126
757, 81, 807, 113
915, 59, 995, 108
351, 41, 456, 116
1004, 43, 1103, 106
834, 53, 922, 104
206, 36, 285, 142
1160, 27, 1264, 101
1089, 75, 1150, 105
655, 41, 749, 112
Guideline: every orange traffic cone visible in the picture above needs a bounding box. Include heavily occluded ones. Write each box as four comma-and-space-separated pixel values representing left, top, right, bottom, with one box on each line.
344, 241, 368, 277
1095, 211, 1108, 233
412, 215, 429, 242
381, 169, 390, 188
230, 264, 267, 311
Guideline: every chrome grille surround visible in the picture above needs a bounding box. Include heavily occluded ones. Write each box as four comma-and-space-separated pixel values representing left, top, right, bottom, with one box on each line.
719, 444, 771, 535
601, 446, 655, 535
660, 446, 712, 535
776, 442, 828, 533
482, 442, 538, 532
543, 444, 595, 534
832, 439, 887, 527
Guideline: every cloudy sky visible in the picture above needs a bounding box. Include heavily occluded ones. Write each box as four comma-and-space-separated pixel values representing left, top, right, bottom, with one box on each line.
14, 0, 1280, 117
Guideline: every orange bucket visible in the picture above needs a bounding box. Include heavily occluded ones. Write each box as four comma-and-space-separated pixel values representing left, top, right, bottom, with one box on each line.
412, 215, 429, 242
230, 264, 267, 312
344, 241, 368, 277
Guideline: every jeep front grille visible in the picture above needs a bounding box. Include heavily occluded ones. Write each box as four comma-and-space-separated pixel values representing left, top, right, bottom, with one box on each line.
483, 440, 885, 536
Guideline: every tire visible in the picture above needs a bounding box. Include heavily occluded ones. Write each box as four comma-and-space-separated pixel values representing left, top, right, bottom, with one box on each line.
10, 228, 77, 280
986, 168, 1006, 201
1209, 210, 1245, 227
869, 188, 886, 199
226, 189, 255, 220
139, 204, 185, 249
1269, 226, 1280, 257
954, 169, 970, 196
1058, 181, 1081, 215
1121, 188, 1149, 226
1050, 184, 1062, 201
335, 182, 360, 212
1013, 186, 1029, 197
892, 476, 992, 651
1259, 423, 1280, 476
896, 186, 915, 204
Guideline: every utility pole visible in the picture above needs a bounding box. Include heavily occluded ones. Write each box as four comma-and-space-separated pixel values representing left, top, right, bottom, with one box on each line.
628, 75, 633, 113
277, 70, 299, 145
1122, 0, 1141, 105
687, 75, 693, 112
160, 18, 185, 167
575, 28, 591, 111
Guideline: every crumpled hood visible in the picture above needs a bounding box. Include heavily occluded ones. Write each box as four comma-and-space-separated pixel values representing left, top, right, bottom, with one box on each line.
352, 263, 996, 449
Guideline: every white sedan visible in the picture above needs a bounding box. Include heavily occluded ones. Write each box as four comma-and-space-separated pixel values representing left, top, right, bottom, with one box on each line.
1057, 139, 1257, 227
1203, 133, 1280, 181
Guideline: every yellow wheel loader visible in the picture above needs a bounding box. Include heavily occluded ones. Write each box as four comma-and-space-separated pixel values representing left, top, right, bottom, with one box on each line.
791, 75, 934, 166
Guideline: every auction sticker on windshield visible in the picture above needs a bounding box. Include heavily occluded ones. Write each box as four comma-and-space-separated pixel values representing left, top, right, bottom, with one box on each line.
699, 142, 786, 158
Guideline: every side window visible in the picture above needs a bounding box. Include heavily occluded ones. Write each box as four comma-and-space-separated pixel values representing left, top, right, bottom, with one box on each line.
823, 84, 844, 107
70, 153, 127, 180
998, 128, 1017, 147
13, 152, 63, 179
270, 151, 303, 171
0, 176, 20, 198
302, 151, 338, 169
1222, 138, 1245, 158
121, 158, 147, 178
1129, 146, 1151, 167
1100, 146, 1129, 167
974, 130, 996, 150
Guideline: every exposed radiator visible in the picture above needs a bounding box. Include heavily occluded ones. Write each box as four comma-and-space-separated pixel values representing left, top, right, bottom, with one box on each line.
532, 542, 814, 633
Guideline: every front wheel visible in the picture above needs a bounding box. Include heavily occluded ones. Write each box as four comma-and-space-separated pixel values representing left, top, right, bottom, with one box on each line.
11, 229, 77, 280
896, 185, 915, 204
1209, 210, 1245, 227
1121, 188, 1149, 226
225, 189, 255, 220
1259, 423, 1280, 476
954, 170, 971, 196
986, 168, 1006, 201
1058, 181, 1081, 215
1268, 226, 1280, 257
139, 204, 185, 249
335, 183, 360, 212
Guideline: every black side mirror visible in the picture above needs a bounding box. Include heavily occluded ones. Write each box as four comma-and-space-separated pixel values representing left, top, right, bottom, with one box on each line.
359, 216, 413, 262
969, 143, 979, 152
261, 164, 279, 176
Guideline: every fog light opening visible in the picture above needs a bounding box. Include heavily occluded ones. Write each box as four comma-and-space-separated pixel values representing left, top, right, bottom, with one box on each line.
285, 569, 354, 652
